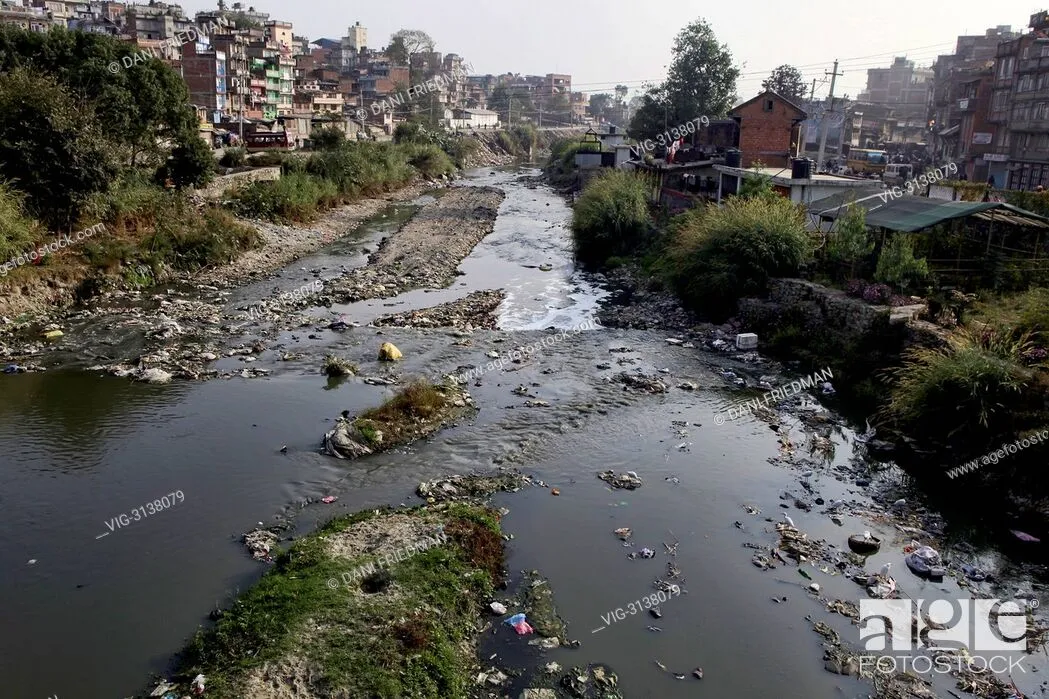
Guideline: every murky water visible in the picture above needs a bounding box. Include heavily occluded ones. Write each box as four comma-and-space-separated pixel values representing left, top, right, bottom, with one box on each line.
2, 167, 1045, 699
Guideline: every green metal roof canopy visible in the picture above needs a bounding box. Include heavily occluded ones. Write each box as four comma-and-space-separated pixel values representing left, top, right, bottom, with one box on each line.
816, 197, 1049, 232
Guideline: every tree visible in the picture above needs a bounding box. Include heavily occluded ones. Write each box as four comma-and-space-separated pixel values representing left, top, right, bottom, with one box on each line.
827, 203, 874, 278
614, 84, 629, 103
0, 67, 120, 229
762, 64, 806, 103
488, 85, 534, 124
628, 19, 739, 141
389, 29, 435, 82
589, 93, 613, 121
311, 126, 346, 150
164, 132, 215, 188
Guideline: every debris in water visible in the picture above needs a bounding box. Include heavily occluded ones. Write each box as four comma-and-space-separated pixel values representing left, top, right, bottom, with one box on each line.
490, 602, 507, 615
650, 608, 662, 619
693, 667, 704, 679
320, 496, 338, 504
598, 469, 643, 490
613, 527, 632, 541
1011, 530, 1040, 543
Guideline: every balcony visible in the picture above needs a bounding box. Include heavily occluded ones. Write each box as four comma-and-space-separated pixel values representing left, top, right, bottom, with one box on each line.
1017, 56, 1049, 73
265, 69, 279, 79
957, 97, 976, 111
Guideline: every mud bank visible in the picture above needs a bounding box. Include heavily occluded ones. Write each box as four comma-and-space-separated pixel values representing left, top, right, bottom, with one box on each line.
372, 289, 505, 330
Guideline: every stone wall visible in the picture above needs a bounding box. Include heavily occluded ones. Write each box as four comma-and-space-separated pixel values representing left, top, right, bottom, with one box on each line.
197, 166, 281, 199
739, 278, 892, 339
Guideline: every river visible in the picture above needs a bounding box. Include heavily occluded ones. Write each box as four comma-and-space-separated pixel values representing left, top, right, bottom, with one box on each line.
1, 166, 1045, 699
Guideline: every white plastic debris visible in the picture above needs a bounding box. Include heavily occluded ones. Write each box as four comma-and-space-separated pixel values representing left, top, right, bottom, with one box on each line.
735, 333, 758, 350
490, 601, 507, 615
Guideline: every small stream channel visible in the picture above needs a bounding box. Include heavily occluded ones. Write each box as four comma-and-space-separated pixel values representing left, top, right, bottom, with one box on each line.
1, 166, 1047, 699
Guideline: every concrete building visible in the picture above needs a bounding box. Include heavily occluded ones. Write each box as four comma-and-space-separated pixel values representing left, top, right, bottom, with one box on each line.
858, 56, 933, 144
728, 90, 808, 168
448, 108, 499, 130
713, 165, 876, 205
181, 40, 227, 120
989, 11, 1049, 189
0, 1, 60, 31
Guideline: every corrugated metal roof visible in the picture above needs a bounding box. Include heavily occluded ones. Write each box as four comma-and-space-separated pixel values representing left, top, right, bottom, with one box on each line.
816, 197, 1049, 232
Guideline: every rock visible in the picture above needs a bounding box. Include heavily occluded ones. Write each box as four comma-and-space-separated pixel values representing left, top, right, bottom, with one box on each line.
135, 368, 172, 384
678, 381, 697, 391
377, 342, 402, 361
322, 418, 374, 459
520, 690, 557, 699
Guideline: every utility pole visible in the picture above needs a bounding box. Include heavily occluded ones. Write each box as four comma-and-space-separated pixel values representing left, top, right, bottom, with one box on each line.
799, 78, 817, 158
816, 59, 842, 172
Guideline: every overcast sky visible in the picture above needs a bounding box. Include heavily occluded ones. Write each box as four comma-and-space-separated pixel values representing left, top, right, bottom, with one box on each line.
184, 0, 1038, 103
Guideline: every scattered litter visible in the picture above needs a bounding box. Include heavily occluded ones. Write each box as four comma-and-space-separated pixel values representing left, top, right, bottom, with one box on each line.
191, 674, 206, 696
847, 532, 881, 554
647, 626, 662, 632
42, 329, 64, 339
243, 528, 279, 562
961, 564, 990, 582
614, 527, 632, 541
692, 668, 704, 679
150, 681, 177, 697
665, 338, 684, 346
320, 496, 338, 504
905, 545, 945, 580
1011, 529, 1041, 543
808, 583, 820, 594
27, 559, 36, 565
735, 333, 758, 350
650, 608, 662, 619
598, 469, 643, 490
490, 602, 507, 615
505, 613, 534, 635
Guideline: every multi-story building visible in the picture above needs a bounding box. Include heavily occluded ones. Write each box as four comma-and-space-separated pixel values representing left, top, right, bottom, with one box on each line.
211, 31, 249, 119
990, 11, 1049, 189
124, 1, 183, 42
339, 21, 367, 70
859, 56, 933, 144
247, 40, 280, 120
929, 26, 1018, 180
181, 39, 226, 122
0, 0, 60, 31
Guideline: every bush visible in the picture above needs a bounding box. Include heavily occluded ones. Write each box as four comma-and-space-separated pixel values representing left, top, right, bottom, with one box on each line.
402, 143, 455, 179
310, 126, 345, 151
570, 170, 651, 265
163, 133, 216, 189
82, 172, 168, 232
232, 172, 340, 223
662, 195, 812, 321
881, 328, 1044, 449
862, 283, 892, 304
248, 150, 293, 168
827, 204, 874, 278
874, 233, 929, 291
220, 147, 247, 168
0, 181, 44, 267
305, 141, 413, 198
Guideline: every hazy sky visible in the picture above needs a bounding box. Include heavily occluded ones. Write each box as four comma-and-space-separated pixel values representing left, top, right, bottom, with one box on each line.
185, 0, 1038, 103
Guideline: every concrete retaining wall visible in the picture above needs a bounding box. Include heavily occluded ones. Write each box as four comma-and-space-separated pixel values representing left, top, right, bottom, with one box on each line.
197, 166, 281, 199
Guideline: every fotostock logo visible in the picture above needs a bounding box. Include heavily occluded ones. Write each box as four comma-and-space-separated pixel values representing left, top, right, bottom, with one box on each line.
859, 598, 1031, 675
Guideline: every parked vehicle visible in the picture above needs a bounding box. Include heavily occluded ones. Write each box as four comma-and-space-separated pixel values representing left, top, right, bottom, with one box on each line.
846, 148, 888, 175
882, 163, 913, 185
244, 131, 295, 152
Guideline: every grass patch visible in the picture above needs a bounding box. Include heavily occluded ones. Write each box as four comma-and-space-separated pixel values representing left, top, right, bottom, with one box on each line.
0, 180, 44, 267
353, 380, 454, 447
175, 505, 503, 698
570, 169, 652, 266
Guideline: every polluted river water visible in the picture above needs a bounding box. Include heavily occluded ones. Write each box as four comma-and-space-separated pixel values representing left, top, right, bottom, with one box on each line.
1, 166, 1046, 699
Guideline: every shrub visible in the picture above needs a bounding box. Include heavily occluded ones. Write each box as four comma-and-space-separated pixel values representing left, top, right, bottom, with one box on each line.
827, 204, 874, 278
844, 278, 867, 297
495, 131, 516, 155
305, 142, 413, 198
0, 181, 44, 266
310, 126, 345, 151
402, 143, 455, 179
570, 170, 651, 265
231, 172, 340, 223
163, 133, 216, 189
82, 172, 168, 232
874, 233, 929, 291
862, 283, 892, 304
662, 195, 813, 321
220, 147, 247, 168
880, 327, 1043, 448
248, 150, 293, 168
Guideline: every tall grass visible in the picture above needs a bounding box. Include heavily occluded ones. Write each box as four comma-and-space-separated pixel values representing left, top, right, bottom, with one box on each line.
401, 143, 455, 179
660, 195, 812, 321
232, 172, 340, 223
570, 169, 651, 265
0, 181, 44, 265
880, 327, 1045, 448
82, 171, 168, 232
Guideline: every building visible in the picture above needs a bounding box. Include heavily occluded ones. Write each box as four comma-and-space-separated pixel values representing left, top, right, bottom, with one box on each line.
988, 11, 1049, 190
448, 108, 499, 130
728, 90, 808, 168
713, 165, 876, 205
181, 39, 227, 120
858, 56, 933, 144
0, 1, 60, 31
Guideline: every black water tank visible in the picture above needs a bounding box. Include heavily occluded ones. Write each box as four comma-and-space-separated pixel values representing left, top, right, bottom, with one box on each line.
608, 125, 616, 135
725, 149, 742, 167
792, 158, 813, 179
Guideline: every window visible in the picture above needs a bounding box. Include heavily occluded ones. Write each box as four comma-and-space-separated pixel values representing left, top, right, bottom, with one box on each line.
1019, 75, 1035, 92
763, 99, 774, 112
1037, 102, 1049, 120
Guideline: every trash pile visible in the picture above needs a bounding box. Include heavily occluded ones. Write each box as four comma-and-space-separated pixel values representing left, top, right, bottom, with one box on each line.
609, 371, 668, 394
597, 470, 643, 490
416, 470, 530, 503
243, 528, 280, 562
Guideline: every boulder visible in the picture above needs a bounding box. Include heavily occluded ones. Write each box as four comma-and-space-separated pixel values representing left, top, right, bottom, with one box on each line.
378, 342, 402, 361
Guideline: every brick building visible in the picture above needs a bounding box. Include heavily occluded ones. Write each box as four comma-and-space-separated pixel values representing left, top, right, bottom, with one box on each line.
728, 90, 807, 168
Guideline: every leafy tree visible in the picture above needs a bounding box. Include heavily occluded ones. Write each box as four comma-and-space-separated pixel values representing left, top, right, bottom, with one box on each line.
390, 29, 435, 81
827, 204, 874, 277
614, 84, 629, 103
875, 233, 929, 290
737, 173, 776, 201
762, 64, 807, 103
589, 93, 613, 121
164, 133, 216, 188
0, 26, 197, 167
0, 67, 119, 228
311, 126, 345, 150
629, 19, 739, 141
